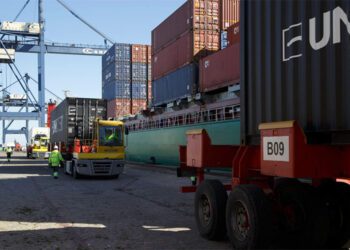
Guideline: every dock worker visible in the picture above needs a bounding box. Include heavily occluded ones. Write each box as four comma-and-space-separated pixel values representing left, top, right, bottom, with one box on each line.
6, 146, 12, 162
48, 145, 64, 179
105, 129, 117, 144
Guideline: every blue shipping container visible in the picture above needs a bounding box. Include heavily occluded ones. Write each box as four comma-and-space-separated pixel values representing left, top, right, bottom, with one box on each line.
131, 82, 147, 99
102, 43, 130, 68
152, 63, 198, 106
103, 61, 130, 82
102, 81, 130, 100
132, 63, 147, 81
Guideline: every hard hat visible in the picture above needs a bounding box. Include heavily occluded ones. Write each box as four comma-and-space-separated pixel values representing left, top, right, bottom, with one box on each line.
54, 145, 58, 150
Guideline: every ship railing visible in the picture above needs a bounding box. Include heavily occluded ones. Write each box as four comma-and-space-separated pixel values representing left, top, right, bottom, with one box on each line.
127, 105, 240, 132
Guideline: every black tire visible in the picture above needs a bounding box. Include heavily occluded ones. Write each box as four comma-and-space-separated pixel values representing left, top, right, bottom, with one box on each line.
274, 178, 329, 248
319, 181, 350, 248
194, 180, 228, 241
226, 184, 274, 249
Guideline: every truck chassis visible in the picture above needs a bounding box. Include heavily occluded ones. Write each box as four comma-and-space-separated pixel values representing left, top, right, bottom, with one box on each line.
178, 121, 350, 248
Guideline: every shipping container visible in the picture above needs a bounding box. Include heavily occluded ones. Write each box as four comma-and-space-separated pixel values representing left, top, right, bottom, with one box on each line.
152, 63, 198, 106
147, 81, 152, 101
199, 43, 239, 92
103, 61, 130, 82
241, 0, 350, 145
50, 98, 107, 150
102, 81, 130, 101
131, 82, 147, 99
132, 62, 148, 81
227, 22, 239, 45
152, 29, 220, 80
131, 99, 147, 115
152, 0, 220, 53
107, 98, 131, 118
131, 44, 148, 63
102, 43, 130, 68
221, 0, 240, 30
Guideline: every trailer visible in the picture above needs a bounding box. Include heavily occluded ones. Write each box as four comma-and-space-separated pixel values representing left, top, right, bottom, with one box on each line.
178, 0, 350, 248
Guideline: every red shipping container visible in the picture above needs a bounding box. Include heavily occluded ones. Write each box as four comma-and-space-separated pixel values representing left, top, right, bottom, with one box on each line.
107, 98, 131, 118
152, 29, 220, 80
227, 22, 240, 45
131, 44, 148, 63
152, 0, 220, 53
147, 81, 152, 101
199, 43, 240, 92
131, 99, 147, 114
222, 0, 240, 30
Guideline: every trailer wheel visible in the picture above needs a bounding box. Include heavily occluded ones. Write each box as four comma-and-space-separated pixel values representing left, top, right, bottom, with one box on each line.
319, 181, 350, 248
194, 180, 227, 240
274, 179, 329, 248
226, 184, 273, 249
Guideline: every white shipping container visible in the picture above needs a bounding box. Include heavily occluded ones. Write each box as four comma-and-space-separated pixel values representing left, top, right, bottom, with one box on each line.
0, 49, 15, 62
9, 94, 27, 100
0, 21, 40, 34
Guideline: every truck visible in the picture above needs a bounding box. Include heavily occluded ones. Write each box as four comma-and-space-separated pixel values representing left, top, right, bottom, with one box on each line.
27, 127, 50, 159
50, 97, 125, 178
177, 0, 350, 249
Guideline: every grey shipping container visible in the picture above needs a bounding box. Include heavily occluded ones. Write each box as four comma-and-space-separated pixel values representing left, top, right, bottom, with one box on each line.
152, 63, 198, 106
50, 98, 107, 150
241, 0, 350, 145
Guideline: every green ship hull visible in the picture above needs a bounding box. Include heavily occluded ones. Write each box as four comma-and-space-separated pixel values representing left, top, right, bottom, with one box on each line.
126, 119, 240, 166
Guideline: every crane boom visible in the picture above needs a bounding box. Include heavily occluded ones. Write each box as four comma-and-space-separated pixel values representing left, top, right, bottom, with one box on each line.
56, 0, 115, 45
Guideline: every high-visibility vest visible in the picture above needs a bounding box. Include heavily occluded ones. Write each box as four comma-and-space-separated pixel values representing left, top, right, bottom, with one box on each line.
6, 147, 12, 153
49, 150, 63, 167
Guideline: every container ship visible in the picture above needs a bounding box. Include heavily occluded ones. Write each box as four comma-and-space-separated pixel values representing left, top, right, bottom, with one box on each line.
103, 0, 240, 166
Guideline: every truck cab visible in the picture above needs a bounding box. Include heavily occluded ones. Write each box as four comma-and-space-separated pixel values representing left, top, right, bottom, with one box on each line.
65, 120, 126, 178
28, 134, 50, 159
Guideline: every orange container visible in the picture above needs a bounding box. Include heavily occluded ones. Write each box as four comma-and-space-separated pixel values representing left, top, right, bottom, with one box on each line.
131, 44, 148, 63
107, 98, 131, 118
221, 0, 240, 30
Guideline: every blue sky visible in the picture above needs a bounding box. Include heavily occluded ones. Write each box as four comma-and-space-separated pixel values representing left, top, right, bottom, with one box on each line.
0, 0, 185, 145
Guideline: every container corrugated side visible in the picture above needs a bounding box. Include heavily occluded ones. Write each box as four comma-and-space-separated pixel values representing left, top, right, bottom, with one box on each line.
102, 43, 130, 69
131, 82, 147, 99
152, 63, 198, 106
132, 63, 148, 81
227, 22, 240, 45
131, 99, 147, 114
152, 0, 220, 53
103, 61, 130, 82
221, 0, 240, 30
131, 44, 148, 63
102, 81, 130, 100
199, 43, 239, 92
107, 98, 131, 118
152, 29, 220, 80
241, 0, 350, 145
51, 98, 107, 148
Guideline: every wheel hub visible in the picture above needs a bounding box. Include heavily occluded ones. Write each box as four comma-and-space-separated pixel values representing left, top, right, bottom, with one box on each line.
232, 201, 250, 240
200, 195, 211, 224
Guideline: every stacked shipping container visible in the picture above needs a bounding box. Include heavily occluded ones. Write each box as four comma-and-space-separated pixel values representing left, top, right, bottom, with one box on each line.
102, 44, 151, 118
152, 0, 240, 106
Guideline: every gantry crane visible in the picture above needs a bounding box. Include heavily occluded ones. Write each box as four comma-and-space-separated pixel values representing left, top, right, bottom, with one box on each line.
0, 0, 115, 144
